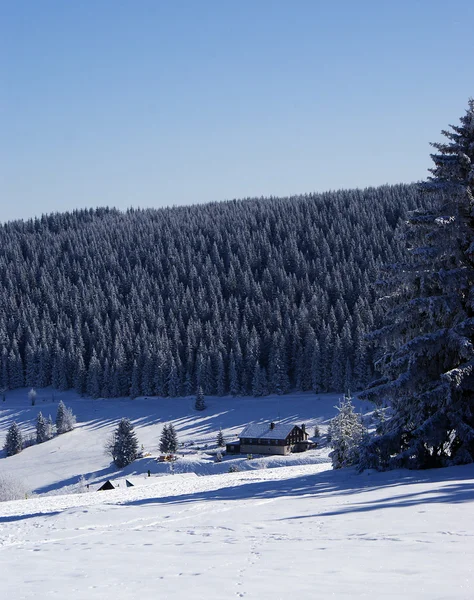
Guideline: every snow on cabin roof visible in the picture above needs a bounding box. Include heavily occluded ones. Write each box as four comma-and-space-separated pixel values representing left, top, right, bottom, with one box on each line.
239, 422, 297, 440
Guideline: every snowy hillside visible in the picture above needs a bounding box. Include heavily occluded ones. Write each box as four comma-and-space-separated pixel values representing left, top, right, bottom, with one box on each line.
1, 390, 473, 598
0, 389, 348, 495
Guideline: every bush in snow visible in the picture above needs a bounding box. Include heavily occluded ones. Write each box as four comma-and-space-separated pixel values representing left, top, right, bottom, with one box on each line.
106, 418, 139, 468
55, 400, 76, 434
159, 423, 178, 454
0, 474, 28, 502
313, 425, 320, 439
328, 393, 365, 469
4, 422, 23, 456
228, 464, 240, 473
77, 474, 89, 493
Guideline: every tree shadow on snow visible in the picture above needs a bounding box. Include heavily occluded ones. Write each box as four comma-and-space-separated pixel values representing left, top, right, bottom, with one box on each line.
120, 463, 474, 515
34, 464, 118, 494
0, 511, 62, 523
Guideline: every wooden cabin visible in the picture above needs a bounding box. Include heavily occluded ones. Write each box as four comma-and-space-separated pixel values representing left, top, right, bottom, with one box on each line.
226, 422, 309, 456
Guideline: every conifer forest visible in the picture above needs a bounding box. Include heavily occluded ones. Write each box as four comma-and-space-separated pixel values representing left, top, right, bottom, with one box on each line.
0, 183, 427, 398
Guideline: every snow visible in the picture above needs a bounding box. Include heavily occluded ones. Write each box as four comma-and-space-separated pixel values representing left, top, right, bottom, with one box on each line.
1, 389, 473, 598
0, 389, 342, 494
239, 421, 296, 439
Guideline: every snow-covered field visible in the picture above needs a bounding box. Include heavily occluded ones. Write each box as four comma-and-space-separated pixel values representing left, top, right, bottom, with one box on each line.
1, 390, 473, 599
0, 389, 342, 494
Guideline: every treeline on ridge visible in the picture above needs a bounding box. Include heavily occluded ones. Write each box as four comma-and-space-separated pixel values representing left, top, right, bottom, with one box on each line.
0, 184, 426, 398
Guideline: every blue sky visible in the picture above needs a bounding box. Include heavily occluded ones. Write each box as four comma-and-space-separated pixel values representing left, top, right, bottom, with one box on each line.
1, 0, 473, 222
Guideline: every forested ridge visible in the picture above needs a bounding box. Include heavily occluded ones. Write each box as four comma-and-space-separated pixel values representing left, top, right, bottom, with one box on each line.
0, 184, 425, 398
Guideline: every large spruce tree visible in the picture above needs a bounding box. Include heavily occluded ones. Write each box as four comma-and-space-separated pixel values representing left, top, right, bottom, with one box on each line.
362, 99, 474, 469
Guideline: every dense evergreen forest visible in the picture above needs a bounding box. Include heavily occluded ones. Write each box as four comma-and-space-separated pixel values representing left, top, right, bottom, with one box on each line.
0, 184, 425, 398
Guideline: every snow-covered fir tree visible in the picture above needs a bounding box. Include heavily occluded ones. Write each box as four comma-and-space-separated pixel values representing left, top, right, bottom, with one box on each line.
159, 423, 178, 454
4, 422, 23, 456
328, 393, 365, 469
167, 423, 178, 453
195, 386, 206, 411
46, 414, 55, 440
55, 400, 76, 434
361, 99, 474, 469
55, 400, 65, 433
108, 418, 139, 468
159, 424, 170, 454
216, 428, 225, 447
36, 412, 49, 444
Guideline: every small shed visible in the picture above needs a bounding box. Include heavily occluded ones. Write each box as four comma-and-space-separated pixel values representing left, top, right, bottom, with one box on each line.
97, 478, 135, 491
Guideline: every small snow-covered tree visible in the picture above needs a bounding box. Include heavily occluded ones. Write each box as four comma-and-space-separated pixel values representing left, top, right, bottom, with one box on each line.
28, 388, 37, 406
328, 393, 365, 469
46, 414, 55, 439
56, 400, 65, 433
36, 412, 49, 444
63, 406, 76, 432
159, 423, 178, 454
195, 386, 206, 411
361, 99, 474, 469
167, 423, 178, 453
159, 424, 169, 453
4, 422, 23, 456
107, 418, 139, 468
56, 400, 76, 434
216, 428, 225, 447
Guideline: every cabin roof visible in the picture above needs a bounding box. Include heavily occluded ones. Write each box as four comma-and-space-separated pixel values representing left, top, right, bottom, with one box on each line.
239, 422, 297, 440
